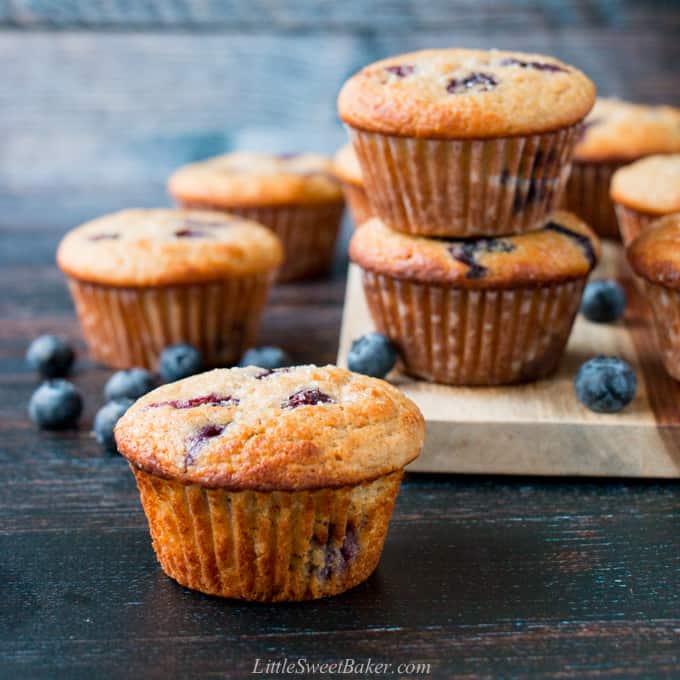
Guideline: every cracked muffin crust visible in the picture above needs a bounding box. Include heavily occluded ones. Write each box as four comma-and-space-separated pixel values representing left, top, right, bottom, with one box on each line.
168, 151, 343, 207
116, 365, 424, 601
115, 365, 425, 489
350, 212, 599, 385
337, 48, 594, 236
57, 209, 282, 369
168, 152, 345, 281
338, 48, 595, 138
350, 211, 600, 289
57, 208, 283, 286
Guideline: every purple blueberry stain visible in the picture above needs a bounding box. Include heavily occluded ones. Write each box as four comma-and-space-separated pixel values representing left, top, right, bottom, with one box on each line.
385, 64, 415, 78
448, 239, 516, 279
184, 423, 227, 470
282, 387, 334, 409
544, 221, 597, 268
254, 367, 291, 380
447, 73, 498, 94
499, 57, 568, 73
512, 178, 552, 213
149, 393, 239, 409
174, 228, 208, 238
317, 524, 359, 581
88, 233, 119, 242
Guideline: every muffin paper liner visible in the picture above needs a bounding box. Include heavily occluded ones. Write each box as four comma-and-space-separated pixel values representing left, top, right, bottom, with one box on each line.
641, 282, 680, 381
562, 160, 624, 240
361, 270, 586, 385
131, 467, 403, 601
340, 181, 373, 227
615, 204, 658, 247
347, 125, 581, 237
179, 201, 344, 282
67, 274, 272, 370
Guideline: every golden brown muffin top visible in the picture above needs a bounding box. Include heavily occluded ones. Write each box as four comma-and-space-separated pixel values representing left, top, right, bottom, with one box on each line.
168, 151, 343, 207
574, 98, 680, 162
332, 144, 363, 186
57, 209, 283, 287
115, 365, 425, 490
350, 212, 600, 289
611, 154, 680, 215
627, 214, 680, 287
337, 48, 595, 139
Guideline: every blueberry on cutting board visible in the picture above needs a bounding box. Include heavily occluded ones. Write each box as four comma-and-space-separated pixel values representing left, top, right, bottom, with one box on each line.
581, 280, 627, 323
348, 333, 397, 379
574, 356, 637, 413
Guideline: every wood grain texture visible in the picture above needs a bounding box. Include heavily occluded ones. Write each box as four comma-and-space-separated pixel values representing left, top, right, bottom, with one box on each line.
3, 2, 680, 677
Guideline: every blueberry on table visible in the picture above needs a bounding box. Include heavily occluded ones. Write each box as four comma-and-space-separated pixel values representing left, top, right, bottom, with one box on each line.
574, 356, 637, 413
94, 399, 134, 453
239, 346, 292, 370
26, 335, 75, 378
347, 333, 397, 379
158, 344, 204, 382
28, 379, 83, 429
581, 280, 627, 323
104, 368, 156, 401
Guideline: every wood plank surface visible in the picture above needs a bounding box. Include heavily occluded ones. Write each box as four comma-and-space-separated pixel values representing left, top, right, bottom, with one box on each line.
2, 1, 680, 677
338, 244, 680, 477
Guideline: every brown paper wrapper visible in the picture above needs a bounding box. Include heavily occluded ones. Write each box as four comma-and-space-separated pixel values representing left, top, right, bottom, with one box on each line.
361, 270, 586, 385
641, 282, 680, 381
561, 160, 624, 240
178, 201, 344, 282
131, 466, 403, 601
340, 181, 373, 227
348, 125, 581, 237
67, 274, 272, 370
614, 204, 658, 247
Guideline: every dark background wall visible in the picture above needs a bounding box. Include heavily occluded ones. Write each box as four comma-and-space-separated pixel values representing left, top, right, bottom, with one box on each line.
1, 0, 679, 231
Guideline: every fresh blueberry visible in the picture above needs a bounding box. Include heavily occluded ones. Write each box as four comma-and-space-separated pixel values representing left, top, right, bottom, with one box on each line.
104, 368, 155, 401
347, 332, 398, 378
580, 280, 627, 323
158, 344, 204, 382
26, 335, 75, 378
574, 356, 637, 413
94, 399, 134, 452
28, 379, 83, 429
238, 346, 292, 370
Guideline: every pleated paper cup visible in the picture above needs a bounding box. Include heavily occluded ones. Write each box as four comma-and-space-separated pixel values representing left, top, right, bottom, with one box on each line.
340, 181, 373, 227
67, 274, 272, 370
178, 201, 345, 282
561, 160, 625, 239
132, 466, 403, 601
641, 282, 680, 381
615, 204, 659, 247
347, 124, 581, 237
360, 270, 586, 386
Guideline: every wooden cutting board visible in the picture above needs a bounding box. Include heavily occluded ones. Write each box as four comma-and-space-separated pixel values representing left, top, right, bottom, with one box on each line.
337, 242, 680, 478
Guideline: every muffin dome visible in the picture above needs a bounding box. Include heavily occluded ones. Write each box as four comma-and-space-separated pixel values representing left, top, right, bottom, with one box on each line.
628, 214, 680, 287
338, 48, 595, 138
575, 98, 680, 162
168, 152, 342, 207
611, 154, 680, 215
115, 365, 425, 489
350, 211, 600, 288
56, 208, 283, 286
332, 144, 363, 185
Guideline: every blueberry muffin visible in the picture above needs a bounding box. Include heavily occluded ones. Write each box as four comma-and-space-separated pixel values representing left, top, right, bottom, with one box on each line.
338, 48, 595, 237
611, 154, 680, 246
168, 152, 344, 282
57, 209, 282, 369
563, 98, 680, 239
627, 214, 680, 380
350, 212, 600, 385
333, 144, 372, 226
114, 365, 425, 601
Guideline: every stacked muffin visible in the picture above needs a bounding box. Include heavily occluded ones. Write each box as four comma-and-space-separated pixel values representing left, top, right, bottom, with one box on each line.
564, 98, 680, 239
339, 48, 600, 385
